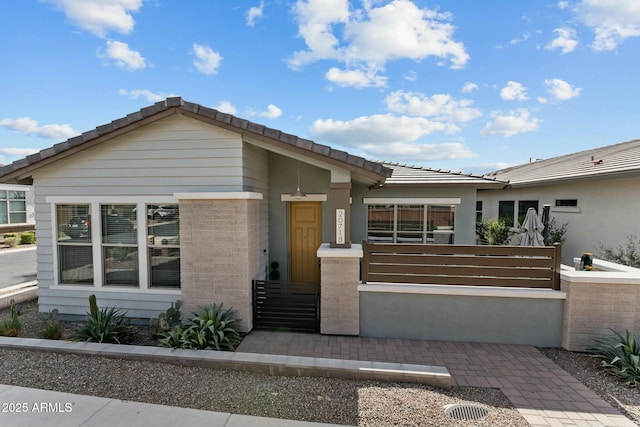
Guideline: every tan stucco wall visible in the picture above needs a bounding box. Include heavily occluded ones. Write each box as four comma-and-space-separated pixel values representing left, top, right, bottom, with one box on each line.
180, 197, 261, 332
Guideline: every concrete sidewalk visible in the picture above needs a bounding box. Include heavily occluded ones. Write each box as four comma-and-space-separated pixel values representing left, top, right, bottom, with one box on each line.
0, 384, 350, 427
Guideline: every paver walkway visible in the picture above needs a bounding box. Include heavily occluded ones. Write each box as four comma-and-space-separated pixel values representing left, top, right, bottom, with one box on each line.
237, 331, 637, 427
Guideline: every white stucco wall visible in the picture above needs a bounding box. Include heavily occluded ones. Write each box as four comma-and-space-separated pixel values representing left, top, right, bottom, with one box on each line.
478, 175, 640, 264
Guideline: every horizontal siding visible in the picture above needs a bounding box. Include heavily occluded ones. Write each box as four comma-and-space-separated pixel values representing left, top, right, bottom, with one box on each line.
38, 287, 181, 319
33, 114, 245, 197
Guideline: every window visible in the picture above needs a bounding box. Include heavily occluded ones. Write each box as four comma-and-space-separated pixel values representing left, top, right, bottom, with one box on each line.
147, 205, 180, 288
57, 204, 93, 284
0, 190, 27, 224
367, 204, 455, 244
517, 200, 539, 226
476, 201, 483, 223
55, 202, 180, 289
555, 199, 577, 207
102, 204, 138, 286
498, 201, 515, 227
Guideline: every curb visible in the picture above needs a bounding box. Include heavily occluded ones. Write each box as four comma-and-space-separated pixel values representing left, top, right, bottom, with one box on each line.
0, 282, 37, 310
0, 337, 451, 389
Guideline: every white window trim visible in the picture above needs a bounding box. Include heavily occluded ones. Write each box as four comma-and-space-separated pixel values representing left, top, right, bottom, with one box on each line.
552, 206, 581, 213
51, 198, 179, 289
280, 193, 327, 202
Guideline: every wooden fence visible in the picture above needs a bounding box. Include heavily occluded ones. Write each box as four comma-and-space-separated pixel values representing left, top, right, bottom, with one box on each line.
362, 242, 562, 290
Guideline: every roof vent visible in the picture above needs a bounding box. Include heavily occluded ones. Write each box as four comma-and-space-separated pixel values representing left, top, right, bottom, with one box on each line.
444, 403, 490, 421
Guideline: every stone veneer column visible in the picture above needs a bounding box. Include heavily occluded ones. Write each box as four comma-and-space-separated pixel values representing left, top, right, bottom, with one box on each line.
177, 192, 262, 333
318, 243, 362, 335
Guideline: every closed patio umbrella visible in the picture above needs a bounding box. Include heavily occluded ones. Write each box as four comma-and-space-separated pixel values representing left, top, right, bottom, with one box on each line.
520, 207, 545, 246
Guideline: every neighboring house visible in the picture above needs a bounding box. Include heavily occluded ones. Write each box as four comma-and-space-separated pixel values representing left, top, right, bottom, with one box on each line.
0, 183, 35, 236
0, 98, 504, 331
478, 138, 640, 264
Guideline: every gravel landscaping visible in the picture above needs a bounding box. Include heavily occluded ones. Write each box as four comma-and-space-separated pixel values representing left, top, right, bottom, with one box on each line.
0, 299, 638, 425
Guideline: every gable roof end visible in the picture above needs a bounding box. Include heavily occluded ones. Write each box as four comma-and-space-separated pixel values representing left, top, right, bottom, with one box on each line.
0, 97, 392, 183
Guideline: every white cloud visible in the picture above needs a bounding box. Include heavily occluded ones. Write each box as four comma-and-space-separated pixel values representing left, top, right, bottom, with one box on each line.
545, 27, 579, 54
247, 1, 264, 27
259, 104, 283, 119
192, 44, 223, 75
102, 41, 146, 70
574, 0, 640, 50
310, 114, 449, 146
500, 81, 528, 101
117, 89, 175, 102
481, 109, 541, 137
0, 117, 79, 140
361, 141, 475, 162
461, 82, 478, 93
289, 0, 469, 86
46, 0, 142, 38
385, 91, 482, 124
0, 147, 40, 157
325, 67, 387, 88
544, 78, 582, 100
558, 1, 569, 10
213, 101, 237, 115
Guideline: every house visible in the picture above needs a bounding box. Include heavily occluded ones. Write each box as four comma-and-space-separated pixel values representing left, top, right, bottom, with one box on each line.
478, 138, 640, 264
0, 182, 35, 237
0, 97, 504, 332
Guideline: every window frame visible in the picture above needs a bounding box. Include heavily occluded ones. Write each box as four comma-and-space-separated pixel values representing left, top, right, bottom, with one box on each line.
0, 190, 27, 225
49, 197, 180, 291
364, 198, 459, 245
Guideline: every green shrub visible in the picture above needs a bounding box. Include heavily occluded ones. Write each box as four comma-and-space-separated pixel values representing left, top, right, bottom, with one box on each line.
71, 295, 136, 344
20, 231, 36, 244
3, 233, 19, 248
544, 218, 568, 246
597, 236, 640, 268
588, 329, 640, 387
158, 303, 241, 351
38, 309, 63, 340
486, 218, 511, 245
0, 300, 22, 337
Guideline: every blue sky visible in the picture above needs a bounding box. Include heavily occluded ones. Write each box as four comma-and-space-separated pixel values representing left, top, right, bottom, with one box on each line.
1, 0, 639, 174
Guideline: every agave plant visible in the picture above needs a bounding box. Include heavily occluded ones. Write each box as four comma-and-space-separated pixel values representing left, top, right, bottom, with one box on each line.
71, 295, 136, 344
588, 329, 640, 387
158, 303, 241, 351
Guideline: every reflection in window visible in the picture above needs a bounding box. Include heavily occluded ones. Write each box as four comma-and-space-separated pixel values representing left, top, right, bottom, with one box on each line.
0, 190, 27, 224
101, 204, 138, 286
147, 204, 180, 288
498, 201, 515, 227
367, 204, 456, 244
57, 204, 93, 284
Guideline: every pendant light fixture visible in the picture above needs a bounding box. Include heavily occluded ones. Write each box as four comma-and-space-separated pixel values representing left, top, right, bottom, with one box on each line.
291, 161, 307, 199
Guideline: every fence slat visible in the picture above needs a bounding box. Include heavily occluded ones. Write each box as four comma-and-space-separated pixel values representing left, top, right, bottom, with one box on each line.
362, 242, 562, 290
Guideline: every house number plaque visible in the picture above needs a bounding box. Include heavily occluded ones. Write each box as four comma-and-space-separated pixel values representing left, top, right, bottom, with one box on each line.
336, 208, 345, 244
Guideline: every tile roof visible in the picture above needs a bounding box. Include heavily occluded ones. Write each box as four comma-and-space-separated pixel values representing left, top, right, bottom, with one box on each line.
381, 162, 506, 188
484, 138, 640, 186
0, 97, 392, 182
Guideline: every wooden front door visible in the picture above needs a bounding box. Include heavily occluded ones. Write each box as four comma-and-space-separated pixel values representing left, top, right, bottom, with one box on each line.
289, 202, 322, 283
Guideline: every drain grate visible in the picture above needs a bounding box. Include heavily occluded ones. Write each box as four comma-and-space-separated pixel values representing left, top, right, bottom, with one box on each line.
444, 403, 490, 420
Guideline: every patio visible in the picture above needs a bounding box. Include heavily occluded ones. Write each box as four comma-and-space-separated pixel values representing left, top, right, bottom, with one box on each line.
238, 331, 636, 427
